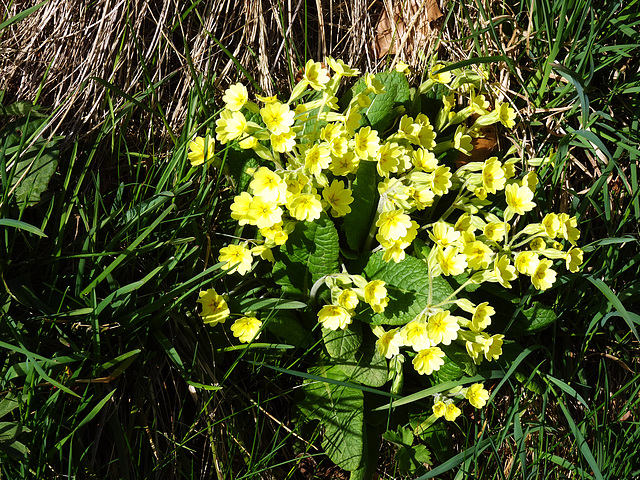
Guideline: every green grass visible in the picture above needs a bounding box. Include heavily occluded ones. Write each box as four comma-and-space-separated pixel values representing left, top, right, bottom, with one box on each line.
2, 0, 640, 478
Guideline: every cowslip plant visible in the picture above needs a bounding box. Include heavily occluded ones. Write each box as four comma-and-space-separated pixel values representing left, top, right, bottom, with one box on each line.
190, 58, 584, 475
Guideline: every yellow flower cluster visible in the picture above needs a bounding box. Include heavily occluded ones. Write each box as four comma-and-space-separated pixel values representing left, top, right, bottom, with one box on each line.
193, 59, 585, 420
318, 274, 390, 331
431, 382, 490, 422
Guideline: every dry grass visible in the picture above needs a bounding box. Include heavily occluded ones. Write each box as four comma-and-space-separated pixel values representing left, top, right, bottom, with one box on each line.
0, 0, 464, 140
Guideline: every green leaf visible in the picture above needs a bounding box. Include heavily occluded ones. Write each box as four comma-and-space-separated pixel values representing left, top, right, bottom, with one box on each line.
363, 252, 455, 325
5, 116, 59, 207
519, 302, 558, 333
0, 422, 31, 442
363, 72, 411, 132
324, 325, 362, 359
342, 71, 411, 132
344, 160, 378, 251
432, 343, 476, 383
266, 312, 313, 348
273, 213, 339, 295
323, 325, 387, 386
0, 219, 47, 237
298, 362, 364, 471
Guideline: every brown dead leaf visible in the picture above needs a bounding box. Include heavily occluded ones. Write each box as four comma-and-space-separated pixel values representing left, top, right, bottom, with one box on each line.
375, 0, 443, 58
456, 124, 498, 168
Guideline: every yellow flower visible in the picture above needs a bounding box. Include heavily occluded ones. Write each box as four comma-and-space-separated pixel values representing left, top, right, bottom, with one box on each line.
530, 237, 546, 251
413, 148, 438, 171
196, 289, 229, 326
482, 157, 506, 194
376, 210, 413, 241
337, 289, 359, 310
444, 402, 461, 421
230, 192, 254, 226
436, 246, 467, 276
302, 59, 330, 90
364, 280, 388, 308
412, 347, 445, 375
354, 126, 380, 159
557, 213, 580, 245
429, 64, 452, 84
483, 334, 504, 361
521, 171, 538, 192
318, 304, 352, 330
250, 167, 287, 203
464, 241, 493, 270
218, 244, 253, 275
247, 195, 283, 229
471, 302, 494, 332
342, 106, 362, 135
531, 259, 556, 290
322, 179, 354, 217
377, 142, 401, 177
483, 221, 508, 242
395, 61, 411, 75
304, 144, 332, 176
465, 383, 490, 408
327, 57, 360, 77
426, 310, 459, 346
260, 222, 290, 246
565, 247, 584, 273
215, 109, 247, 143
494, 254, 517, 288
270, 130, 297, 153
497, 101, 517, 128
251, 245, 274, 262
222, 83, 248, 111
288, 193, 323, 222
505, 183, 536, 220
429, 221, 461, 248
376, 239, 404, 263
514, 250, 540, 275
329, 151, 359, 176
260, 101, 295, 135
363, 72, 385, 94
431, 165, 452, 196
417, 123, 436, 150
376, 328, 403, 359
401, 320, 431, 352
188, 136, 216, 166
453, 125, 473, 155
432, 400, 447, 418
231, 316, 262, 343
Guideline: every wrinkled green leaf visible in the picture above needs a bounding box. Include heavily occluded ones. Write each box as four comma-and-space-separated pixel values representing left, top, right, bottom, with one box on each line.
363, 252, 455, 325
273, 213, 339, 295
349, 71, 411, 132
11, 143, 58, 207
432, 343, 477, 383
299, 362, 364, 471
383, 427, 431, 476
324, 324, 362, 359
344, 160, 378, 251
266, 312, 314, 348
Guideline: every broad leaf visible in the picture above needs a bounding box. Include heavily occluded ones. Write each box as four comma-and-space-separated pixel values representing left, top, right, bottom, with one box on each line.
344, 160, 378, 251
3, 116, 59, 207
432, 343, 477, 383
324, 324, 362, 359
345, 71, 411, 132
299, 362, 364, 471
273, 213, 339, 295
362, 252, 455, 325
